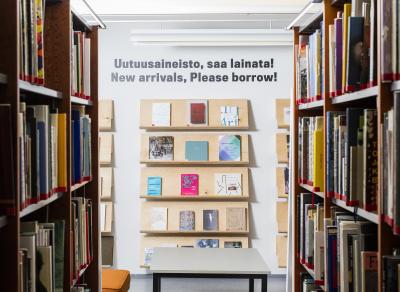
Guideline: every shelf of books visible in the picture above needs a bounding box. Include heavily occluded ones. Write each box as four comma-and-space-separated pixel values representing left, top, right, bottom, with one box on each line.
291, 0, 400, 291
139, 99, 250, 268
0, 0, 103, 291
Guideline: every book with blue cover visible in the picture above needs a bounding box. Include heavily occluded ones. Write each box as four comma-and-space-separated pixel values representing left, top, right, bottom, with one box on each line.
147, 176, 162, 196
72, 108, 82, 184
185, 141, 208, 161
219, 135, 241, 161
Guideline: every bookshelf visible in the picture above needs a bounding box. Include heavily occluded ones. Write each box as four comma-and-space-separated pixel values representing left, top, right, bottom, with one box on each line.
290, 0, 400, 291
0, 0, 103, 291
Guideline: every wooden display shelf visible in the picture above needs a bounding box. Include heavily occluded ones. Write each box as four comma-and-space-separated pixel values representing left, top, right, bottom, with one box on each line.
0, 73, 7, 84
71, 96, 93, 106
71, 180, 92, 192
140, 126, 249, 131
331, 198, 379, 224
298, 100, 324, 110
140, 195, 248, 201
141, 160, 249, 166
0, 216, 7, 229
331, 86, 378, 104
19, 192, 64, 218
140, 230, 249, 235
19, 80, 63, 99
299, 183, 324, 199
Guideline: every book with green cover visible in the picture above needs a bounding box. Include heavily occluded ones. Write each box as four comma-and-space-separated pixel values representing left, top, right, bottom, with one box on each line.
185, 141, 209, 161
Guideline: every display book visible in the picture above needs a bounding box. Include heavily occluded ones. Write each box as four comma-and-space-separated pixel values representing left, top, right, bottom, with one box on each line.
17, 102, 67, 211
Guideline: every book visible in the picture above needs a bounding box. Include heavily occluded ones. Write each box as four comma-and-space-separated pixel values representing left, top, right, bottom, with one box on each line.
151, 102, 170, 126
395, 94, 400, 234
100, 202, 113, 233
99, 100, 114, 130
313, 116, 324, 192
220, 106, 239, 126
203, 209, 218, 231
100, 167, 113, 199
149, 136, 174, 160
179, 210, 195, 231
185, 141, 209, 161
196, 239, 219, 248
361, 251, 378, 292
381, 0, 394, 81
215, 173, 242, 196
342, 3, 352, 93
37, 246, 53, 291
52, 220, 65, 292
72, 31, 91, 99
219, 135, 241, 161
226, 207, 247, 231
335, 13, 343, 95
143, 247, 154, 266
188, 100, 207, 125
180, 174, 199, 196
99, 133, 113, 165
224, 241, 242, 248
147, 176, 162, 196
346, 17, 364, 92
149, 207, 168, 230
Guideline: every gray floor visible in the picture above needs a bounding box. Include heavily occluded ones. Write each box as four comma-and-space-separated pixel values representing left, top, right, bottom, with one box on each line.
129, 275, 286, 292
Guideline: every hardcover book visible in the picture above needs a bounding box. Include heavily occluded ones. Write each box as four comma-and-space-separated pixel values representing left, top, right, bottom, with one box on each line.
203, 209, 218, 231
179, 210, 195, 231
196, 239, 219, 248
346, 17, 364, 92
149, 207, 168, 230
220, 106, 239, 126
219, 135, 241, 161
188, 100, 207, 125
226, 207, 247, 231
181, 174, 199, 196
214, 173, 242, 196
100, 167, 113, 199
185, 141, 209, 161
147, 176, 162, 196
149, 136, 174, 160
151, 102, 171, 126
224, 241, 242, 248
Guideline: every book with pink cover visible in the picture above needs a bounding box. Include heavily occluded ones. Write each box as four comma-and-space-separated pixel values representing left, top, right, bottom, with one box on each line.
180, 174, 199, 196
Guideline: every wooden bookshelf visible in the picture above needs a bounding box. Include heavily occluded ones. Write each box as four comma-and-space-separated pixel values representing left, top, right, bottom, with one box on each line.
0, 0, 102, 291
290, 1, 400, 291
298, 99, 324, 110
71, 95, 94, 106
140, 195, 248, 201
299, 183, 324, 199
71, 179, 92, 192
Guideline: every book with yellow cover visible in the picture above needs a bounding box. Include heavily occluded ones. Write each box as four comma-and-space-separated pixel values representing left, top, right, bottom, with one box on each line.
313, 116, 324, 192
342, 4, 352, 93
57, 114, 67, 192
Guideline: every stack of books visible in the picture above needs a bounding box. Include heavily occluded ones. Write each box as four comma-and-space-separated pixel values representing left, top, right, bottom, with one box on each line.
19, 102, 67, 210
71, 30, 91, 100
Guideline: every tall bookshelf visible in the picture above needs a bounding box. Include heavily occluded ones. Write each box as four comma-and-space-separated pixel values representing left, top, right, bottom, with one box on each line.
290, 0, 400, 291
0, 0, 103, 291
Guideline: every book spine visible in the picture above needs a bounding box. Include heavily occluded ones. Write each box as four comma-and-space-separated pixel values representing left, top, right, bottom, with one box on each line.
364, 109, 378, 212
335, 16, 343, 96
393, 93, 400, 233
381, 0, 394, 81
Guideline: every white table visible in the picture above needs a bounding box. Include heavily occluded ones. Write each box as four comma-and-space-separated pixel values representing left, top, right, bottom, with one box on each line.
150, 248, 270, 292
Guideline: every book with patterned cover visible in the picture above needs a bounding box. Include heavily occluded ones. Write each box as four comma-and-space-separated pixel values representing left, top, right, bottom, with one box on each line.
181, 174, 199, 196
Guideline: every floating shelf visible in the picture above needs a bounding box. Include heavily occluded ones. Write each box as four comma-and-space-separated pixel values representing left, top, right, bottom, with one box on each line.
391, 81, 400, 92
19, 192, 64, 218
331, 86, 378, 104
299, 184, 324, 199
71, 96, 93, 106
331, 198, 379, 224
0, 216, 7, 229
19, 80, 63, 99
140, 195, 249, 201
140, 160, 249, 166
71, 8, 94, 31
140, 230, 249, 235
298, 100, 324, 110
0, 73, 7, 84
71, 180, 92, 192
140, 126, 249, 131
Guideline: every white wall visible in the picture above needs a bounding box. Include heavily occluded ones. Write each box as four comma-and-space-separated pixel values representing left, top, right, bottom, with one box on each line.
99, 22, 293, 274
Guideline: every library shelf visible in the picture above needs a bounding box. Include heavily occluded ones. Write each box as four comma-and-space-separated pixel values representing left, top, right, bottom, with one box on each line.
331, 86, 378, 104
139, 126, 249, 131
140, 195, 249, 201
0, 216, 7, 229
0, 73, 7, 84
391, 80, 400, 92
19, 192, 64, 218
331, 198, 379, 224
298, 100, 324, 110
71, 180, 92, 192
19, 80, 63, 99
140, 230, 249, 235
140, 160, 249, 166
71, 8, 94, 32
71, 96, 93, 106
299, 183, 324, 199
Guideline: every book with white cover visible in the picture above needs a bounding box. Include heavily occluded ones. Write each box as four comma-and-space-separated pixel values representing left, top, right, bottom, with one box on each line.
150, 207, 168, 230
220, 106, 239, 126
151, 103, 170, 126
101, 202, 113, 233
214, 173, 242, 195
314, 230, 324, 282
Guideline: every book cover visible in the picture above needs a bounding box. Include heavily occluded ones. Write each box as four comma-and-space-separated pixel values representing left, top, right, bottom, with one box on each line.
361, 251, 378, 292
151, 102, 170, 126
226, 207, 247, 231
143, 247, 154, 266
381, 0, 393, 81
179, 210, 195, 231
72, 108, 81, 184
149, 136, 174, 160
99, 133, 113, 164
220, 106, 239, 126
335, 13, 343, 95
180, 174, 199, 196
224, 241, 242, 248
185, 141, 209, 161
360, 3, 371, 87
57, 113, 67, 192
329, 24, 336, 97
299, 35, 309, 101
147, 176, 162, 196
149, 207, 168, 230
188, 100, 207, 125
195, 239, 219, 248
203, 209, 218, 231
52, 220, 65, 291
214, 173, 242, 196
346, 17, 364, 92
394, 93, 400, 233
369, 0, 377, 86
219, 135, 241, 161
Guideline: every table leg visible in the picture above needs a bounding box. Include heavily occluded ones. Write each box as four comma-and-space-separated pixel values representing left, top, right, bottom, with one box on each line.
249, 277, 254, 292
261, 275, 268, 292
153, 274, 160, 292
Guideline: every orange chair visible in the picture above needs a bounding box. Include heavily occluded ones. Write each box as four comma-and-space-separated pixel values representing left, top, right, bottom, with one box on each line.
102, 269, 131, 292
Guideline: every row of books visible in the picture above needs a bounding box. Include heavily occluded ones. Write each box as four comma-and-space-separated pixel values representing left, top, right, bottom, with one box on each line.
382, 94, 400, 234
297, 116, 324, 192
19, 0, 45, 85
19, 102, 67, 210
146, 207, 247, 232
328, 1, 377, 97
19, 220, 65, 292
326, 108, 378, 210
298, 193, 379, 291
71, 197, 93, 283
72, 106, 92, 185
71, 30, 91, 100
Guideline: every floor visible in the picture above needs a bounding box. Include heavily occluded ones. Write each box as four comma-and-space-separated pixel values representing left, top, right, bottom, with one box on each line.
130, 275, 286, 292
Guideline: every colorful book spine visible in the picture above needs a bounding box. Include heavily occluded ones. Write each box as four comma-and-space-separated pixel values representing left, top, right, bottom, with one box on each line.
313, 117, 324, 192
342, 4, 352, 93
335, 14, 343, 96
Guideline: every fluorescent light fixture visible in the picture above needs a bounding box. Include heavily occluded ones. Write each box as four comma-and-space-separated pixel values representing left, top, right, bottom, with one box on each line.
286, 0, 322, 30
